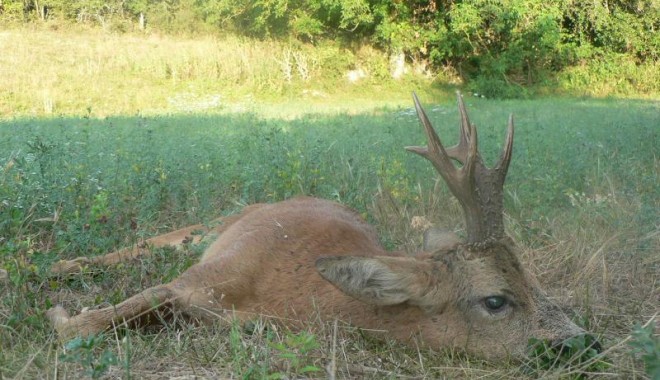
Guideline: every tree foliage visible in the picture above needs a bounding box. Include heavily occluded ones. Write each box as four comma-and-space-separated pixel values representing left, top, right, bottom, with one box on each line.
2, 0, 657, 97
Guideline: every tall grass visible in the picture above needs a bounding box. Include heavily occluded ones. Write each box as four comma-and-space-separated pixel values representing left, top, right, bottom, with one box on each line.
0, 28, 449, 119
0, 96, 658, 378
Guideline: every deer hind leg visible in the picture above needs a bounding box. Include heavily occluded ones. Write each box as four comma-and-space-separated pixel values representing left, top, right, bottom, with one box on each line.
47, 284, 175, 340
50, 220, 222, 276
51, 204, 267, 276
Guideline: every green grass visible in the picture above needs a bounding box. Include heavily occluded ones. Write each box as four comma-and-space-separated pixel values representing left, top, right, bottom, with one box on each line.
0, 96, 658, 378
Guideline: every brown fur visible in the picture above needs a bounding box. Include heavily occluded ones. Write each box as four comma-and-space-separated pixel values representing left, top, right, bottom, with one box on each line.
47, 96, 592, 360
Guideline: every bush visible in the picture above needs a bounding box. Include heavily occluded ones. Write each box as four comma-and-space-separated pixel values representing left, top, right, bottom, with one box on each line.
628, 321, 660, 379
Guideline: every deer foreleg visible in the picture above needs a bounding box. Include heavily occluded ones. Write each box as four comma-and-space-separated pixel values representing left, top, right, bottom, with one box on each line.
47, 284, 174, 340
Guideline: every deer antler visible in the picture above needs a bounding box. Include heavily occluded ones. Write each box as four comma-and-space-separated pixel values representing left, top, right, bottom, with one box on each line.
406, 92, 514, 245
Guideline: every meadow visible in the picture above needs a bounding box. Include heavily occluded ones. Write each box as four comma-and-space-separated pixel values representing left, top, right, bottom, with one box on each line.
0, 28, 448, 119
0, 29, 659, 379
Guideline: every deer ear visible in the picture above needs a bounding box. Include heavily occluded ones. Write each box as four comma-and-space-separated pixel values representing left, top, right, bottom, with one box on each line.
315, 256, 430, 306
423, 227, 462, 252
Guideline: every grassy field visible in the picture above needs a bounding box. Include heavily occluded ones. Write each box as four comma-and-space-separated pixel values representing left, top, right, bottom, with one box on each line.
0, 28, 659, 379
0, 27, 452, 120
0, 94, 658, 378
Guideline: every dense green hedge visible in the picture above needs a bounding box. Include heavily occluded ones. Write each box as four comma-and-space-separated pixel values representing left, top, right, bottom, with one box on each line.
3, 0, 657, 97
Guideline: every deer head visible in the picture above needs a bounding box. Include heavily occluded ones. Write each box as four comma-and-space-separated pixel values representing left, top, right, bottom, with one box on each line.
316, 93, 598, 359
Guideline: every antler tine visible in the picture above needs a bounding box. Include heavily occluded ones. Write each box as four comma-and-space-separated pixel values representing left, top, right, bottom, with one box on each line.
406, 93, 459, 187
494, 114, 515, 177
406, 92, 515, 246
445, 92, 474, 165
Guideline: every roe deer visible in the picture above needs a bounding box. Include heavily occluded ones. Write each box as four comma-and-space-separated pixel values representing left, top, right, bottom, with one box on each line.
47, 93, 599, 360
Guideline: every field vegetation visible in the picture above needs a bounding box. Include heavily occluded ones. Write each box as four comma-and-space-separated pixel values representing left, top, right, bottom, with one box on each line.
3, 0, 660, 99
0, 94, 658, 377
0, 6, 658, 379
0, 28, 446, 119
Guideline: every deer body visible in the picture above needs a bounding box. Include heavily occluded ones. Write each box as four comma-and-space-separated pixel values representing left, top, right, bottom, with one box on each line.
48, 94, 596, 360
171, 197, 387, 323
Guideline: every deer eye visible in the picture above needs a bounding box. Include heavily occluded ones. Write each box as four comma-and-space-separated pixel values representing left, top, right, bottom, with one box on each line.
483, 296, 507, 312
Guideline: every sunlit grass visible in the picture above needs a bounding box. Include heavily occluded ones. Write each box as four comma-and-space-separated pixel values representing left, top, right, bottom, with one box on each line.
0, 27, 451, 119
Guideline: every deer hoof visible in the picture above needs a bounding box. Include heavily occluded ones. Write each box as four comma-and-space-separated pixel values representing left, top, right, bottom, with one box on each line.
46, 305, 71, 335
47, 306, 89, 341
50, 257, 91, 276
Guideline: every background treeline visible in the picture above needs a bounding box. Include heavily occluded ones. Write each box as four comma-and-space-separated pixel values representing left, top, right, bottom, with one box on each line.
1, 0, 658, 97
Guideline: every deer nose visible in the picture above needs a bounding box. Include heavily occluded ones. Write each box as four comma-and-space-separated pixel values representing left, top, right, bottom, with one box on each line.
552, 334, 602, 355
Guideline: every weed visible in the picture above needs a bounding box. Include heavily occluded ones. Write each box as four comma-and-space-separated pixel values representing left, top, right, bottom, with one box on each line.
268, 331, 322, 378
60, 335, 118, 379
227, 320, 271, 379
628, 321, 660, 379
227, 320, 322, 379
526, 335, 609, 378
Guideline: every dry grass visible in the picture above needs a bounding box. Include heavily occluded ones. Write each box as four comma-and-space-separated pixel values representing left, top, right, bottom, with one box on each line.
0, 27, 440, 119
1, 137, 657, 378
8, 182, 655, 379
371, 181, 659, 379
0, 28, 281, 116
